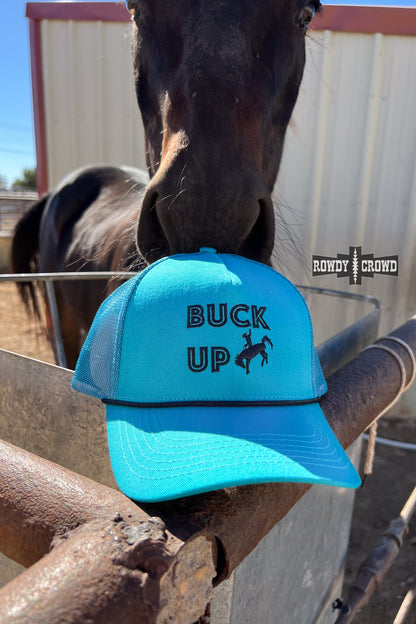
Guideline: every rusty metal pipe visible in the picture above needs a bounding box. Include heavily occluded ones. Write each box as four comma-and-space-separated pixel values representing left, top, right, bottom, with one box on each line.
0, 441, 214, 623
0, 437, 157, 567
0, 514, 214, 624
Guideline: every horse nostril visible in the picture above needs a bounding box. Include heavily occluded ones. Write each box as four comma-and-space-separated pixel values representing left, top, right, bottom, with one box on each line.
136, 190, 171, 264
138, 178, 275, 265
239, 198, 275, 265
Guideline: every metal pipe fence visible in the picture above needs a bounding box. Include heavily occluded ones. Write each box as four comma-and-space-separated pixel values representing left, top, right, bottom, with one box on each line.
0, 315, 415, 622
4, 271, 416, 623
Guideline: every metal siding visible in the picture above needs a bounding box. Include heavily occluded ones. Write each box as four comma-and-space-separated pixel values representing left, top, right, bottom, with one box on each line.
41, 19, 146, 186
278, 31, 416, 348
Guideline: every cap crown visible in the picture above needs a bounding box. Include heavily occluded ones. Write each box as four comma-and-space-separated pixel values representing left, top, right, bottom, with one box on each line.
72, 252, 327, 404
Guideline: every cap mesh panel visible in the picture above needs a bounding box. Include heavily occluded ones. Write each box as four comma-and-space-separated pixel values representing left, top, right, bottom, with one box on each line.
71, 277, 138, 399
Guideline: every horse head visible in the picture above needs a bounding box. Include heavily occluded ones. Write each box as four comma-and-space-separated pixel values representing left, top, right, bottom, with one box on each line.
128, 0, 320, 264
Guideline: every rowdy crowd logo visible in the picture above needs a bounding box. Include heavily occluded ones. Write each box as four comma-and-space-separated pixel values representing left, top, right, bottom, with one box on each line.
312, 247, 398, 285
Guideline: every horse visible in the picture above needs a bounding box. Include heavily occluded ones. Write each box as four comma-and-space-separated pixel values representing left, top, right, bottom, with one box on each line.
11, 0, 321, 369
235, 330, 274, 374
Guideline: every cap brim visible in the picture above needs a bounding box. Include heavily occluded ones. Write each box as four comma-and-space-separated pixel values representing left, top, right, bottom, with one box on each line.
106, 403, 361, 502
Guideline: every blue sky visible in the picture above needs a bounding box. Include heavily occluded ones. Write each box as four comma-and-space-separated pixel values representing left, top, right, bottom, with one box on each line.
0, 1, 34, 187
0, 0, 414, 188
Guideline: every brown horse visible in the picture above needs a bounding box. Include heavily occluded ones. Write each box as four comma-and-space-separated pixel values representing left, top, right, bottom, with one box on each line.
12, 0, 321, 368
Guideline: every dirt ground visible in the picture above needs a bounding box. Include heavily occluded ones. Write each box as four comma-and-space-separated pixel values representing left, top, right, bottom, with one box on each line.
0, 281, 415, 623
0, 282, 55, 364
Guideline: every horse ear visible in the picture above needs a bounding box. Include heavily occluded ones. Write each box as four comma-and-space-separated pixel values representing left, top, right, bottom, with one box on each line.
126, 0, 138, 16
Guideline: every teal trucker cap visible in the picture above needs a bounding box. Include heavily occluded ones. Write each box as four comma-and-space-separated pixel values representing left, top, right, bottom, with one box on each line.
72, 248, 360, 501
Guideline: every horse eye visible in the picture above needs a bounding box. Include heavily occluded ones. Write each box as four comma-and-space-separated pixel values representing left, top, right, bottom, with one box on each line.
126, 0, 139, 15
299, 3, 316, 32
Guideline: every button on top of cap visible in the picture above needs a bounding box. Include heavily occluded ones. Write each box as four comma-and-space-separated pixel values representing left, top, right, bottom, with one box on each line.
199, 247, 217, 253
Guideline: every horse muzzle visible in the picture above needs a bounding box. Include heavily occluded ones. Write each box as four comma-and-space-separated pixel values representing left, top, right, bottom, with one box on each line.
136, 164, 275, 265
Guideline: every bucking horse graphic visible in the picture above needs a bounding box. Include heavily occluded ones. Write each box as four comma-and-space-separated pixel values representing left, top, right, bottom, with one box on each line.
235, 329, 273, 374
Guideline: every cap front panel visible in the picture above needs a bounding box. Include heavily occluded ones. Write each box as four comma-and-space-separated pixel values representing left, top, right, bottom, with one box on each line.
116, 254, 320, 404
